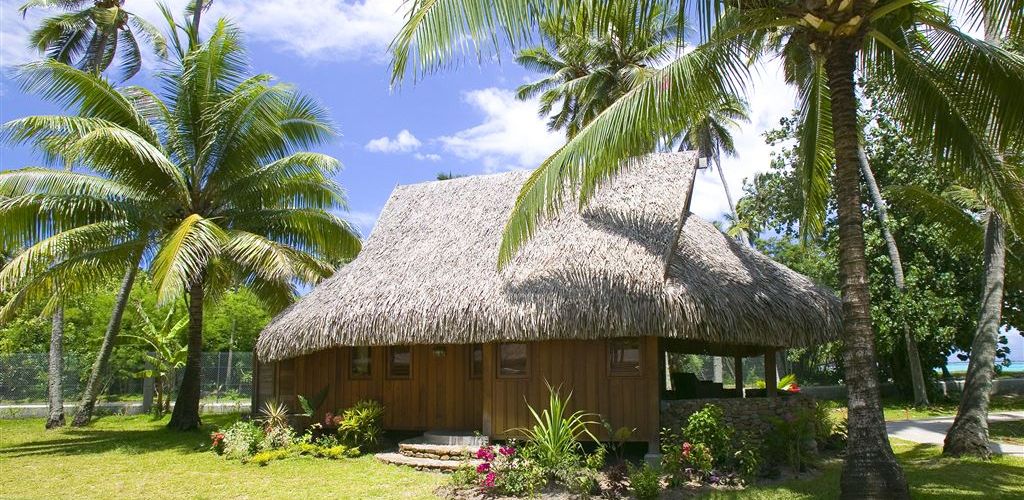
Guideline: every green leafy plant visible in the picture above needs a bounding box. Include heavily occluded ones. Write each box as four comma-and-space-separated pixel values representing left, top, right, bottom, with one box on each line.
246, 448, 292, 466
754, 373, 799, 391
515, 383, 598, 470
682, 404, 733, 464
297, 385, 330, 418
448, 462, 480, 488
601, 418, 636, 463
766, 407, 818, 473
627, 462, 661, 500
337, 399, 384, 449
221, 421, 265, 459
123, 301, 188, 417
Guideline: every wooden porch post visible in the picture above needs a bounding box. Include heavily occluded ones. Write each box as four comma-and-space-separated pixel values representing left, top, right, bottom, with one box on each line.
733, 356, 743, 397
646, 336, 662, 464
482, 343, 494, 437
764, 349, 777, 398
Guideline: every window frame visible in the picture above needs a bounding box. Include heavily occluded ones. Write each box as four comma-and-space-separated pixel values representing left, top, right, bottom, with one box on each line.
469, 344, 483, 379
496, 342, 529, 379
349, 346, 373, 380
608, 337, 643, 377
386, 346, 413, 380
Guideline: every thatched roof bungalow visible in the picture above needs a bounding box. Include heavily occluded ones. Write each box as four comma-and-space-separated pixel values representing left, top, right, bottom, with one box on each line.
254, 152, 840, 454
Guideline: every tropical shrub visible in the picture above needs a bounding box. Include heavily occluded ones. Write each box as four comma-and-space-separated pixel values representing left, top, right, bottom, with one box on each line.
210, 431, 226, 455
448, 462, 480, 488
247, 448, 292, 466
337, 400, 384, 449
628, 463, 661, 500
516, 385, 598, 470
261, 424, 296, 451
221, 421, 265, 459
765, 407, 818, 473
259, 401, 291, 431
682, 404, 733, 464
469, 444, 546, 497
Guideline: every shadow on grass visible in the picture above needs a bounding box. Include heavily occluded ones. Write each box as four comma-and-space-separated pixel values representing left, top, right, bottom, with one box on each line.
0, 413, 239, 459
899, 442, 1024, 499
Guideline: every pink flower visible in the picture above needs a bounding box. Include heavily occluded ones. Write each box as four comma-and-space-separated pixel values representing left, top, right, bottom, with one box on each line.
482, 472, 497, 489
475, 447, 495, 461
323, 412, 334, 427
499, 446, 515, 457
476, 462, 491, 473
788, 383, 801, 393
682, 442, 692, 459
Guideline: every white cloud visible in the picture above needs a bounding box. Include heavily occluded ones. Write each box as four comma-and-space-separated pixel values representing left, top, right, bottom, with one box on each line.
414, 152, 441, 162
211, 0, 407, 62
344, 209, 382, 238
1, 1, 43, 68
689, 59, 796, 222
438, 87, 564, 172
365, 129, 422, 153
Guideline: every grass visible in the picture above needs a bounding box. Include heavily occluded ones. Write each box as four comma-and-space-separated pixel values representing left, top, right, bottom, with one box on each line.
2, 416, 1022, 499
705, 439, 1024, 499
0, 414, 440, 500
882, 395, 1024, 421
989, 420, 1024, 446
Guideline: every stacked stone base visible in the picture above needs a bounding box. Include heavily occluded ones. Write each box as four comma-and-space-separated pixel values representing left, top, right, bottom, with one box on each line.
661, 395, 816, 436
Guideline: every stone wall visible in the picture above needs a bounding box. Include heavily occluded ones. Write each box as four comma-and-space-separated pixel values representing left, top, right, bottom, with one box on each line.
661, 395, 816, 436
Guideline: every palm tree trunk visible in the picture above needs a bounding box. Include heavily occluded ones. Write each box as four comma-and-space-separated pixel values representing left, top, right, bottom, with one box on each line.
168, 282, 205, 430
712, 154, 750, 246
943, 210, 1006, 458
826, 40, 910, 499
72, 260, 141, 426
45, 307, 65, 429
858, 146, 929, 406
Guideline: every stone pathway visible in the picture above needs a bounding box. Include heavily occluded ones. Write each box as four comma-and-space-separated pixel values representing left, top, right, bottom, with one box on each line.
885, 411, 1024, 457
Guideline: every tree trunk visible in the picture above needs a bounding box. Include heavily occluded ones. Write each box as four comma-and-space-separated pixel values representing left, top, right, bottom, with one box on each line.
713, 153, 750, 246
45, 307, 65, 429
826, 40, 910, 499
72, 261, 141, 426
943, 210, 1006, 458
168, 282, 205, 430
858, 147, 929, 406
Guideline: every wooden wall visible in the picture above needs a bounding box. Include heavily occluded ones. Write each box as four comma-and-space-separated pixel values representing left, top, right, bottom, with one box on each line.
483, 337, 660, 443
272, 337, 660, 444
274, 344, 483, 431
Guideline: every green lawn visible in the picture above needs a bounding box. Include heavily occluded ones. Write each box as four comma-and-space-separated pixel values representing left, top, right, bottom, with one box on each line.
882, 395, 1024, 421
989, 420, 1024, 446
0, 414, 440, 499
1, 415, 1022, 499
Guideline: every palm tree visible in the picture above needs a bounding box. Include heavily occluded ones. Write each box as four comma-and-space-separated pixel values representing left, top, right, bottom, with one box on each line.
889, 184, 1022, 457
677, 95, 751, 245
389, 1, 1024, 496
20, 0, 167, 80
0, 21, 361, 430
515, 1, 677, 139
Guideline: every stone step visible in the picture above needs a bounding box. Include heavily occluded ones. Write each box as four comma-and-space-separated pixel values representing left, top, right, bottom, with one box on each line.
398, 440, 478, 460
375, 452, 481, 472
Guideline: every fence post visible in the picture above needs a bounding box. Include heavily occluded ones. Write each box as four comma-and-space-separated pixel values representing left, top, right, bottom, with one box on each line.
141, 358, 154, 414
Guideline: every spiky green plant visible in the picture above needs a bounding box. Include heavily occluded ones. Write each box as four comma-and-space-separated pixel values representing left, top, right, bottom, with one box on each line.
389, 1, 1023, 495
515, 384, 598, 470
0, 19, 361, 430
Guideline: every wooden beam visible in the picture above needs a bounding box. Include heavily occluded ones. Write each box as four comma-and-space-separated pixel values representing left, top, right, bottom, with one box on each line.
734, 356, 743, 397
482, 343, 494, 437
765, 349, 777, 398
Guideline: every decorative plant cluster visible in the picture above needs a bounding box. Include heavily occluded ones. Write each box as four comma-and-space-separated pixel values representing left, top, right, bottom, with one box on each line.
210, 400, 376, 466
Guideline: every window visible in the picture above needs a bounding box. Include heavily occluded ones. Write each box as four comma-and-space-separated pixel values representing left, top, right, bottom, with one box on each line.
497, 343, 528, 378
350, 346, 372, 379
609, 338, 641, 376
469, 344, 483, 379
387, 346, 412, 379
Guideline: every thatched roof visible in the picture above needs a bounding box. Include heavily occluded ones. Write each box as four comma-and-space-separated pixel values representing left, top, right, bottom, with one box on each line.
258, 152, 841, 362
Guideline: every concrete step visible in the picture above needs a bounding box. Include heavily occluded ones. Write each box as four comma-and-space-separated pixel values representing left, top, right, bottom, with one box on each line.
398, 440, 477, 460
422, 430, 489, 446
375, 452, 481, 472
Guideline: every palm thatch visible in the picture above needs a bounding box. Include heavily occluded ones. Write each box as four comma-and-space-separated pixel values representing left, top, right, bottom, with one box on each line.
258, 152, 841, 362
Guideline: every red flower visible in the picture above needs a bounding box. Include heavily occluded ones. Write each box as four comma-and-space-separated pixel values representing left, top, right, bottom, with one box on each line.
482, 472, 497, 489
499, 446, 515, 457
476, 462, 491, 474
788, 383, 801, 393
682, 441, 692, 459
475, 447, 495, 461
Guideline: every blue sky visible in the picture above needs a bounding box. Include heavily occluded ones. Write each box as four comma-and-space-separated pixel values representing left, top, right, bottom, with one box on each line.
0, 0, 1019, 360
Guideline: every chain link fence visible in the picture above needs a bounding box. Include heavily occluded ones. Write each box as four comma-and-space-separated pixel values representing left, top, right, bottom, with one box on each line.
0, 352, 253, 404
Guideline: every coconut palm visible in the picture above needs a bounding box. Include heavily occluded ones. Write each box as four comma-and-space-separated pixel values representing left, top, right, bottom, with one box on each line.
390, 1, 1024, 496
515, 0, 677, 139
889, 183, 1022, 457
20, 0, 168, 80
0, 20, 361, 430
